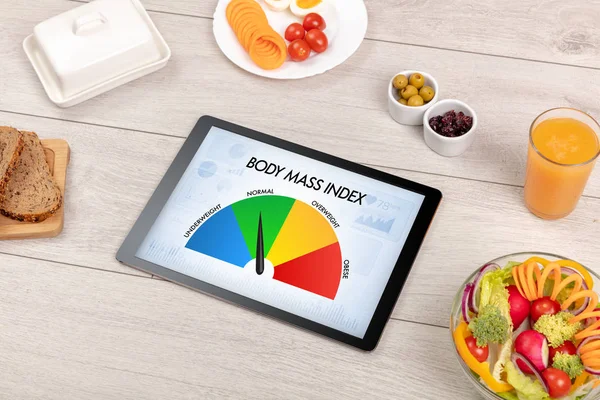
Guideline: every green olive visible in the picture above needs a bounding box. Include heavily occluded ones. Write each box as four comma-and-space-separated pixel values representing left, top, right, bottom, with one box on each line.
408, 95, 424, 107
392, 74, 408, 90
400, 85, 418, 100
409, 73, 425, 89
419, 86, 435, 102
398, 98, 408, 105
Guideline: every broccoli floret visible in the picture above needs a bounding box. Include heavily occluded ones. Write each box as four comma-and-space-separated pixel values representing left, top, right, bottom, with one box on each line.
552, 353, 584, 379
468, 305, 510, 347
534, 312, 583, 348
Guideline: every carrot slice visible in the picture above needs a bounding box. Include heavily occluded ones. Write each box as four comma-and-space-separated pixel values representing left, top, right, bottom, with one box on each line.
227, 0, 252, 23
552, 273, 583, 301
228, 0, 261, 21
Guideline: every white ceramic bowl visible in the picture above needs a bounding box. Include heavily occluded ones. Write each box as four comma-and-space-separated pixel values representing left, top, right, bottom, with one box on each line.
388, 70, 439, 126
423, 99, 478, 157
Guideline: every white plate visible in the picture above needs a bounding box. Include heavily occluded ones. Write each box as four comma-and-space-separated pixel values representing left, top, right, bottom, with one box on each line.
213, 0, 368, 79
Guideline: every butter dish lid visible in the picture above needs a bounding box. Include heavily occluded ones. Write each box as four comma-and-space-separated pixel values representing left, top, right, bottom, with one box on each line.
24, 0, 170, 106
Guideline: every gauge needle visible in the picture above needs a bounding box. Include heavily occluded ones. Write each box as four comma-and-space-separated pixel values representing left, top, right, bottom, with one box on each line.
256, 213, 264, 275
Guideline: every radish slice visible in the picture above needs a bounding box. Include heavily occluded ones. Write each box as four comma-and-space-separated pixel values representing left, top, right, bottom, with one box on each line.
511, 353, 549, 393
470, 263, 500, 313
462, 283, 474, 323
577, 335, 600, 354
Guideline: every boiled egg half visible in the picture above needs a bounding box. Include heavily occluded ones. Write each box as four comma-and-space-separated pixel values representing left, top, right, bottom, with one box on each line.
290, 0, 325, 18
264, 0, 290, 12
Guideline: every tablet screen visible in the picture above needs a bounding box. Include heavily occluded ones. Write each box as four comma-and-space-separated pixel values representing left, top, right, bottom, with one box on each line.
136, 127, 424, 339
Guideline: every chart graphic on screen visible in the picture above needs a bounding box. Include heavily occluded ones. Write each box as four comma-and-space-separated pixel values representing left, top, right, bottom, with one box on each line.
185, 195, 342, 299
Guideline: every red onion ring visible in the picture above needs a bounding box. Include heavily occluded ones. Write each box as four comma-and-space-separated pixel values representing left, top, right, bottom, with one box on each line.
462, 283, 474, 323
470, 263, 500, 313
511, 353, 549, 393
585, 366, 600, 376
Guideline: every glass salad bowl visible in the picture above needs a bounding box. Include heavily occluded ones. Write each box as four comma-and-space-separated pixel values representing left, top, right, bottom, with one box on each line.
450, 252, 600, 400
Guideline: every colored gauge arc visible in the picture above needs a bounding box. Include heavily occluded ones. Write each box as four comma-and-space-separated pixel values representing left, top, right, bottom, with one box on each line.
185, 195, 342, 299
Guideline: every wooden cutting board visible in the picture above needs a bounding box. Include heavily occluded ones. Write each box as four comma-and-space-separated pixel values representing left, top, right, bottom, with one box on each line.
0, 139, 70, 240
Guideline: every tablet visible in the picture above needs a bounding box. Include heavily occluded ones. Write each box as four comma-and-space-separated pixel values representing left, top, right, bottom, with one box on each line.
117, 116, 442, 351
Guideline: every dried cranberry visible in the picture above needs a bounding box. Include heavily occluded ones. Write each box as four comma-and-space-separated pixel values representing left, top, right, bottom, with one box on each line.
429, 109, 473, 137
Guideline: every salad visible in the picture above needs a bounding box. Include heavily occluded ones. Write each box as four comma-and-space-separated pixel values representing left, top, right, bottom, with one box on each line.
453, 257, 600, 400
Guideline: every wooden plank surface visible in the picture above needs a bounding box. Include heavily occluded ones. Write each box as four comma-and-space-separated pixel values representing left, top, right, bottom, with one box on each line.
71, 0, 600, 69
2, 111, 599, 328
2, 0, 600, 398
0, 253, 481, 400
2, 0, 599, 197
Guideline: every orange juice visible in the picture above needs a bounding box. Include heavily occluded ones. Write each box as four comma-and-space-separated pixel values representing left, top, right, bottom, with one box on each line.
524, 110, 599, 219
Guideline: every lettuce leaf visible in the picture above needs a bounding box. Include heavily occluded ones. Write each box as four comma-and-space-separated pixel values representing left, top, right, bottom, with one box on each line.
497, 392, 519, 400
560, 381, 596, 400
505, 361, 550, 400
479, 267, 512, 329
492, 337, 514, 383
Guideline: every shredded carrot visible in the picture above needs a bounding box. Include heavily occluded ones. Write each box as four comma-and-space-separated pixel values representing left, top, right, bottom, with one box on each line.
525, 261, 540, 301
518, 263, 534, 300
584, 360, 600, 369
523, 257, 550, 267
571, 311, 600, 324
581, 340, 600, 353
564, 290, 598, 314
594, 380, 600, 389
552, 273, 583, 301
512, 265, 526, 298
581, 349, 600, 361
538, 262, 562, 299
577, 320, 600, 341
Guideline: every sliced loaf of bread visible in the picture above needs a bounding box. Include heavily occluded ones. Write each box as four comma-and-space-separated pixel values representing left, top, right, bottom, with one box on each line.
0, 131, 62, 222
0, 126, 24, 201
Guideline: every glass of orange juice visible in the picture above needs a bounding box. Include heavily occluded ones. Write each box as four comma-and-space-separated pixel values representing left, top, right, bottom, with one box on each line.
524, 108, 600, 219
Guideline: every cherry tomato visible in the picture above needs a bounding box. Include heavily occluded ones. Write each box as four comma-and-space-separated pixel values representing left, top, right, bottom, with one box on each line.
549, 341, 577, 362
530, 296, 561, 324
465, 336, 489, 363
284, 23, 305, 42
305, 29, 328, 53
542, 368, 571, 398
303, 13, 326, 31
288, 39, 311, 62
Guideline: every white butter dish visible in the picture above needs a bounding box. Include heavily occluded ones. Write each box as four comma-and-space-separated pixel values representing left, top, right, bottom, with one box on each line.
23, 0, 171, 108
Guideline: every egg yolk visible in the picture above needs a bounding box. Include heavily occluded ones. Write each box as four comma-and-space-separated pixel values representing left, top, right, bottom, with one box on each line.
296, 0, 322, 9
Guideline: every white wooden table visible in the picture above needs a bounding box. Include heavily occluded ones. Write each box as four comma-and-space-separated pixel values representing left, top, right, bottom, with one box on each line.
1, 1, 599, 398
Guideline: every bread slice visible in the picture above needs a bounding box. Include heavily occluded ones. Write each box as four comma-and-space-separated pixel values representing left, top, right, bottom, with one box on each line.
0, 126, 25, 201
0, 131, 62, 222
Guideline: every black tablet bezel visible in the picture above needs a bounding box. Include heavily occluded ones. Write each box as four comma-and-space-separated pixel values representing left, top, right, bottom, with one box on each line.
117, 116, 442, 351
